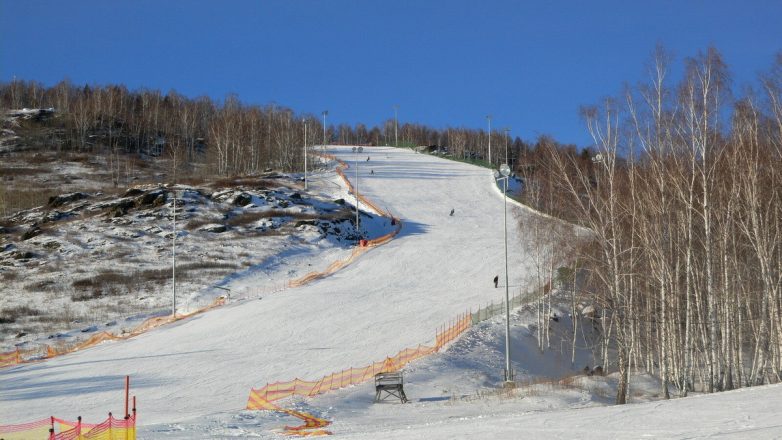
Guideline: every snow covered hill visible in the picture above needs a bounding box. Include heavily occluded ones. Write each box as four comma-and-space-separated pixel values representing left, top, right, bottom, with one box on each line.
2, 146, 780, 439
0, 173, 383, 353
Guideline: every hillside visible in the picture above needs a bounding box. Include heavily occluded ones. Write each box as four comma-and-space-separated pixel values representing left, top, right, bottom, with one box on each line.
2, 145, 780, 439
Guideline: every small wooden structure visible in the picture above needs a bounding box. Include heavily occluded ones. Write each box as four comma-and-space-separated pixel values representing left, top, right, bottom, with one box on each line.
374, 371, 408, 403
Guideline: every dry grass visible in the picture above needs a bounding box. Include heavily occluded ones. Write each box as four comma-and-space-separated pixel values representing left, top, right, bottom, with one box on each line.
177, 261, 239, 271
2, 188, 60, 213
0, 305, 42, 324
0, 166, 47, 176
184, 217, 218, 231
69, 262, 239, 302
0, 270, 19, 281
211, 176, 279, 189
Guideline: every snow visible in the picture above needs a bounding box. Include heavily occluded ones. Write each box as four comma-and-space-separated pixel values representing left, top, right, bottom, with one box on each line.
2, 146, 781, 438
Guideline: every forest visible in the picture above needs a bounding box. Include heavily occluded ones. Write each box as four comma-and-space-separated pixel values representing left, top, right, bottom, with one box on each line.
529, 47, 782, 403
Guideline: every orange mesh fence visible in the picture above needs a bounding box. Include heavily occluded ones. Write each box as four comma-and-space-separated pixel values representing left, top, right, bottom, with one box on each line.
0, 414, 136, 440
0, 347, 22, 368
53, 414, 136, 440
289, 153, 402, 289
1, 296, 226, 369
246, 312, 473, 436
0, 418, 50, 440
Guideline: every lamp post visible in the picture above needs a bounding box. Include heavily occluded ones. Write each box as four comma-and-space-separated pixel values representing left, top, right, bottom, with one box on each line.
352, 146, 364, 238
486, 115, 492, 165
303, 119, 308, 190
171, 187, 177, 318
393, 105, 399, 147
322, 110, 328, 146
494, 163, 513, 384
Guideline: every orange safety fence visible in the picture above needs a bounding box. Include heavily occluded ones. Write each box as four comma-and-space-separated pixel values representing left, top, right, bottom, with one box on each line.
246, 312, 473, 436
0, 296, 226, 369
0, 418, 50, 440
0, 414, 136, 440
288, 153, 402, 288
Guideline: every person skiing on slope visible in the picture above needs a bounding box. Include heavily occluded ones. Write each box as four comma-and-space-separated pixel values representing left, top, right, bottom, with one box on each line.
493, 275, 499, 288
449, 208, 454, 216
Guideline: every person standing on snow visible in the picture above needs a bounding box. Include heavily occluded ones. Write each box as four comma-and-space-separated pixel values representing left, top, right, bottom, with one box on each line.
493, 275, 499, 288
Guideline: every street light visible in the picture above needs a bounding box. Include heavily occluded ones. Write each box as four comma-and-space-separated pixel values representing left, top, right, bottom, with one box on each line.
486, 115, 492, 165
322, 110, 328, 146
171, 186, 177, 318
493, 163, 513, 384
393, 105, 399, 147
303, 118, 308, 190
351, 146, 364, 239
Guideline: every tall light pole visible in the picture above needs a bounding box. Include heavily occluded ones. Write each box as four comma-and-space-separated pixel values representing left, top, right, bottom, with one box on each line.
303, 118, 308, 190
504, 128, 510, 165
322, 110, 328, 146
171, 186, 177, 318
393, 105, 399, 147
352, 146, 363, 239
494, 163, 513, 384
486, 115, 492, 165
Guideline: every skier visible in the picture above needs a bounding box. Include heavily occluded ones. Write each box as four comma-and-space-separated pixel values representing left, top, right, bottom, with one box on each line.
493, 275, 499, 288
449, 208, 454, 216
366, 156, 370, 161
370, 169, 374, 175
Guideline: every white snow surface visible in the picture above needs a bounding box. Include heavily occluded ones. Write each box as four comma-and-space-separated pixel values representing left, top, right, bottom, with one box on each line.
1, 146, 538, 423
3, 146, 780, 439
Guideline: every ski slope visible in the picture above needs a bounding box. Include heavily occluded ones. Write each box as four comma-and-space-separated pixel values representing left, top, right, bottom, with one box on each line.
1, 146, 542, 425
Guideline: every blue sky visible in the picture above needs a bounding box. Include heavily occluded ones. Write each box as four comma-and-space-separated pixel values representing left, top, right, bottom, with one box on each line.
1, 1, 781, 147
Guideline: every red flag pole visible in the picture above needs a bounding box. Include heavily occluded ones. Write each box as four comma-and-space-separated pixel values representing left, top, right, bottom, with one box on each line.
124, 375, 130, 419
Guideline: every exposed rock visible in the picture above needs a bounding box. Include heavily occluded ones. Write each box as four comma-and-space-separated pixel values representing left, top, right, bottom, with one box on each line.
21, 227, 42, 240
136, 189, 166, 207
199, 224, 227, 233
48, 192, 89, 208
152, 194, 167, 207
43, 241, 61, 250
233, 193, 253, 207
42, 210, 69, 223
11, 250, 35, 260
334, 198, 346, 205
124, 188, 144, 197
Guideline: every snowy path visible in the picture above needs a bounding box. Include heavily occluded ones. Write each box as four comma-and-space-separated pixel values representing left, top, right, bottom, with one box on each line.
1, 146, 541, 424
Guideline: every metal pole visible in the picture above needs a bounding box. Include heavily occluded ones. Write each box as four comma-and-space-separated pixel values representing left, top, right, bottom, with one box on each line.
394, 105, 398, 147
504, 128, 510, 165
124, 375, 130, 419
172, 187, 176, 318
487, 115, 492, 165
355, 150, 359, 236
322, 110, 327, 146
503, 176, 511, 382
303, 120, 308, 190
